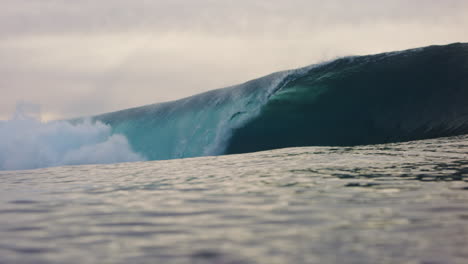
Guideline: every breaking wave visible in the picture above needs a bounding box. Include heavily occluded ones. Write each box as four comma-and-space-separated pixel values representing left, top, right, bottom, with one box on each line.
4, 42, 468, 170
0, 103, 145, 170
95, 43, 468, 159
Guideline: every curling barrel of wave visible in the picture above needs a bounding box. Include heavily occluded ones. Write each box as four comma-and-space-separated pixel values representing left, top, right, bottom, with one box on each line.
94, 43, 468, 160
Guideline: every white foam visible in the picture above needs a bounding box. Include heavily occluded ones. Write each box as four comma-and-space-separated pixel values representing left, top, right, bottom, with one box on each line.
0, 103, 145, 171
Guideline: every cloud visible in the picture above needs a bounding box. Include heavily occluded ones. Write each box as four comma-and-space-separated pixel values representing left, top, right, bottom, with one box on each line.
1, 0, 467, 36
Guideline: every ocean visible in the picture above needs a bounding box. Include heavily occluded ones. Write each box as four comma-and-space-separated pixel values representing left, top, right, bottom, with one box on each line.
1, 42, 468, 263
1, 135, 468, 263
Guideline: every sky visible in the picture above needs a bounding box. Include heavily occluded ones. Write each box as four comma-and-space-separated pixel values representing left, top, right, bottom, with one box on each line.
1, 0, 467, 121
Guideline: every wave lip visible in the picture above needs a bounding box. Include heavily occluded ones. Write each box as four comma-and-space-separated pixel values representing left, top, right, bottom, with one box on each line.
94, 42, 468, 160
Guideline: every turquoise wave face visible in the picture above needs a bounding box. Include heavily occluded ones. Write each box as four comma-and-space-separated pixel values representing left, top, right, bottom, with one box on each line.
93, 70, 297, 160
94, 43, 468, 160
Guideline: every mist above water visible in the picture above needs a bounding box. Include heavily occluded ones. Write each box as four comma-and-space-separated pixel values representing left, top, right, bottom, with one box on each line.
0, 102, 145, 171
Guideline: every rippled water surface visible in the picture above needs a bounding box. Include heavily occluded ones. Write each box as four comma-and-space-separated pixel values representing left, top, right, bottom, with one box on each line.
1, 136, 468, 264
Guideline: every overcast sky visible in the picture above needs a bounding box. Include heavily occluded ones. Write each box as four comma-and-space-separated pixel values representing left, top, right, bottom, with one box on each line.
1, 0, 467, 120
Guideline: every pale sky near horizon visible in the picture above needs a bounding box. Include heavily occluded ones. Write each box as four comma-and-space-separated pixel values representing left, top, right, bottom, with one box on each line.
1, 0, 467, 120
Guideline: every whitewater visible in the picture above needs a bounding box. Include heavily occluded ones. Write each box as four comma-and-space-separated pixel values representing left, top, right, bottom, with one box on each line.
0, 42, 468, 263
0, 103, 144, 171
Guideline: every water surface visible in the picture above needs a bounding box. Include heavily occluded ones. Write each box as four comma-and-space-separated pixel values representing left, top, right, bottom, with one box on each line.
1, 135, 468, 264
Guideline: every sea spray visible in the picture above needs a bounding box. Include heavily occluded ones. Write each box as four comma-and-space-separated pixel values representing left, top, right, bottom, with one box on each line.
0, 103, 145, 170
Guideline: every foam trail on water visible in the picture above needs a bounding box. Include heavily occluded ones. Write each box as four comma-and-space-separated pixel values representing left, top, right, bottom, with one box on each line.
0, 103, 145, 171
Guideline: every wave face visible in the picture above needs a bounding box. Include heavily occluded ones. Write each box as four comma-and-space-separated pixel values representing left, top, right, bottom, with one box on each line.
95, 43, 468, 160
